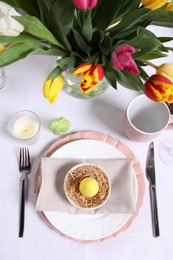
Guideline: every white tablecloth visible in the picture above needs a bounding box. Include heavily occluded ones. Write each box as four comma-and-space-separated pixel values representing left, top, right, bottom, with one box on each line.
1, 26, 173, 260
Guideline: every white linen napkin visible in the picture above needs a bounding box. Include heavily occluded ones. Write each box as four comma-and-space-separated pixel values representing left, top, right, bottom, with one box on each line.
35, 157, 136, 214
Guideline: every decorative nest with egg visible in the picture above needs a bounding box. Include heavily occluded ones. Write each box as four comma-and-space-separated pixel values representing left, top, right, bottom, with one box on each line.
64, 163, 110, 209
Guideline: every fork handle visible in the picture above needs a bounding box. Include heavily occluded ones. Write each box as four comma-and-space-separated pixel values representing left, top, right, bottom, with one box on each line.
19, 174, 26, 237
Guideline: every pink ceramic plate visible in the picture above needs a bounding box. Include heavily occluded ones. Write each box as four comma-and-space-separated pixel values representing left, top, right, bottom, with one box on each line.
35, 131, 145, 243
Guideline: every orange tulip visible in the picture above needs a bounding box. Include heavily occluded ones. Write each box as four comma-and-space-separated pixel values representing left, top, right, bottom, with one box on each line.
73, 63, 104, 93
144, 74, 173, 103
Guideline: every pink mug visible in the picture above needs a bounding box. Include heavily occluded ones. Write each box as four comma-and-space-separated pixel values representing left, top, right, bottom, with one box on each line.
124, 94, 173, 142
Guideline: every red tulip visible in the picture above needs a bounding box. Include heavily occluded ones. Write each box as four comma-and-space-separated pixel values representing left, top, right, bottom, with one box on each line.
111, 44, 140, 74
73, 63, 104, 93
144, 74, 173, 103
72, 0, 98, 10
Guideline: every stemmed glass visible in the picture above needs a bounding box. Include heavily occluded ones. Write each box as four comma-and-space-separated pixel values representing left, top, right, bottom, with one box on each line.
159, 138, 173, 166
158, 103, 173, 166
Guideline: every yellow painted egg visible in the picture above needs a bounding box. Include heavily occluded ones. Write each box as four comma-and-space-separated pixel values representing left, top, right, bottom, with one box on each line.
79, 177, 99, 198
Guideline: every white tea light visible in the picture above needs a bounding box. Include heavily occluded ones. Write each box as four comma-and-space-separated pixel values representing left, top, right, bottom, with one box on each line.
8, 110, 40, 145
13, 117, 39, 139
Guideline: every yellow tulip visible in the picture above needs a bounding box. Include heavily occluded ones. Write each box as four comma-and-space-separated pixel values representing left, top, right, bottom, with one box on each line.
166, 0, 173, 10
0, 44, 6, 53
156, 63, 173, 83
141, 0, 167, 10
43, 74, 64, 103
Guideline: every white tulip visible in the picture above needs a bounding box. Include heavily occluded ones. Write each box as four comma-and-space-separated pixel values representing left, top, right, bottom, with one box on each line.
0, 1, 24, 36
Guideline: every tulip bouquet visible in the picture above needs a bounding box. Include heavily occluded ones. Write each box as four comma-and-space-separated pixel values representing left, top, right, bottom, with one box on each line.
0, 0, 173, 103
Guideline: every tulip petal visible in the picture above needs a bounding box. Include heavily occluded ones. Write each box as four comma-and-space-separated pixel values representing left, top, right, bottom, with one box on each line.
141, 0, 167, 10
43, 74, 64, 103
73, 63, 92, 75
92, 64, 104, 82
144, 74, 173, 103
0, 2, 24, 36
156, 63, 173, 83
73, 63, 104, 94
111, 44, 140, 75
72, 0, 98, 10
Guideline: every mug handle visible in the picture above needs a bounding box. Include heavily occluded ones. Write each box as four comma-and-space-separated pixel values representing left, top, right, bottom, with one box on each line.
166, 114, 173, 130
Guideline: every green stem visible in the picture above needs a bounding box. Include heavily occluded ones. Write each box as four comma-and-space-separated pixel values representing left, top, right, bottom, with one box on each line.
142, 60, 158, 69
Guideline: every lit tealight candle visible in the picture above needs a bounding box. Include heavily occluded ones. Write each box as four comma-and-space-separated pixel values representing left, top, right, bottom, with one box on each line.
8, 110, 40, 145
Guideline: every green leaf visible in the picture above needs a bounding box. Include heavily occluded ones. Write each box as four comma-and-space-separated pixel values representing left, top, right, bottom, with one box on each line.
0, 33, 39, 43
14, 16, 63, 48
0, 42, 42, 67
127, 28, 164, 59
151, 10, 173, 28
138, 67, 149, 81
36, 0, 50, 25
31, 47, 67, 56
92, 0, 124, 29
104, 61, 117, 89
100, 35, 113, 56
87, 53, 100, 64
72, 28, 91, 54
92, 30, 105, 46
116, 0, 140, 19
111, 27, 137, 40
158, 37, 173, 43
110, 8, 150, 33
114, 70, 144, 91
47, 66, 62, 80
57, 56, 77, 71
82, 11, 92, 42
47, 0, 74, 50
135, 51, 167, 60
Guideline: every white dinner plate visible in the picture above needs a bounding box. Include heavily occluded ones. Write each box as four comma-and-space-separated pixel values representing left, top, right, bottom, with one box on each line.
43, 139, 138, 241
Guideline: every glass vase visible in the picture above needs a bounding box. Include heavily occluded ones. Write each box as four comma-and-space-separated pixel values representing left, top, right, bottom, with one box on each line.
62, 69, 109, 99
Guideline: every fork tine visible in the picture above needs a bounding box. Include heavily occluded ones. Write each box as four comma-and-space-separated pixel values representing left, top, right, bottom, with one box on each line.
19, 148, 23, 170
19, 148, 31, 170
24, 148, 27, 167
27, 148, 31, 168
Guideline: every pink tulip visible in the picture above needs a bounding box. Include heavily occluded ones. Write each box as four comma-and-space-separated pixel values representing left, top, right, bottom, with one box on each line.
72, 0, 98, 10
111, 44, 140, 75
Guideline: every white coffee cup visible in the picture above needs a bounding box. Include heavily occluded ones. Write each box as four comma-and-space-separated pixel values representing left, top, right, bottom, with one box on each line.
124, 94, 173, 142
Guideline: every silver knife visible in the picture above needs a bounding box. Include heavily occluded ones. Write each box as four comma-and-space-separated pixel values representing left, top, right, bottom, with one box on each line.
146, 141, 160, 237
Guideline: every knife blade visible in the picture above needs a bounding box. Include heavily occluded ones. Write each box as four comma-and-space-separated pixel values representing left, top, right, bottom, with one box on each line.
146, 141, 160, 237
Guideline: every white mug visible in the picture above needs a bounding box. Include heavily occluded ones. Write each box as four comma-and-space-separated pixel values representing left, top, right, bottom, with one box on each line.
124, 94, 173, 142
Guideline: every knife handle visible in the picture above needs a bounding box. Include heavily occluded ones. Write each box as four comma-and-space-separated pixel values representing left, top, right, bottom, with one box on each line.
150, 184, 160, 237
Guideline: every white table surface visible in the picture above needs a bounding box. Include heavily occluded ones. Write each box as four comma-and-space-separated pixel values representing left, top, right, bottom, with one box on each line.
1, 26, 173, 260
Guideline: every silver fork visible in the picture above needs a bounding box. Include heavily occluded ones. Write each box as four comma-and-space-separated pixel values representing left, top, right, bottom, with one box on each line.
19, 148, 31, 237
